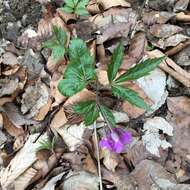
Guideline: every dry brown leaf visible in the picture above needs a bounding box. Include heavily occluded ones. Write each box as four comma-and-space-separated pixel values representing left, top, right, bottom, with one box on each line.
50, 107, 68, 129
57, 8, 77, 24
96, 22, 131, 44
0, 133, 47, 189
34, 99, 52, 121
21, 82, 49, 118
130, 160, 177, 190
0, 78, 19, 97
143, 11, 175, 25
121, 82, 153, 119
149, 24, 183, 38
167, 96, 190, 116
120, 32, 146, 70
174, 0, 190, 12
102, 149, 120, 172
97, 0, 130, 10
152, 34, 189, 49
64, 89, 96, 107
61, 171, 99, 190
2, 52, 18, 66
14, 167, 38, 190
55, 123, 86, 151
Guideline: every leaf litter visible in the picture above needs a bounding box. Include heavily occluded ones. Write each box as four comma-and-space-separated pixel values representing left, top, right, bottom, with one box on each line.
0, 0, 190, 190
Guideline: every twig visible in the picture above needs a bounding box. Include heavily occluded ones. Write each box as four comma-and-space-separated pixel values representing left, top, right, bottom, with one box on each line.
94, 122, 103, 190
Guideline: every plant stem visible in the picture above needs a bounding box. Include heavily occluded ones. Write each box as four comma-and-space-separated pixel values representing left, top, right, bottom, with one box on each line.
93, 122, 103, 190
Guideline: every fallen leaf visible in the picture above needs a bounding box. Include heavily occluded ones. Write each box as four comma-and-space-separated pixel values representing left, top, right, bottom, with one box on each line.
50, 107, 68, 128
0, 78, 19, 97
120, 32, 146, 70
61, 171, 99, 190
0, 133, 47, 189
149, 24, 183, 38
174, 0, 190, 12
130, 160, 177, 190
96, 22, 131, 44
143, 11, 175, 25
64, 89, 96, 107
21, 82, 49, 118
14, 167, 38, 190
54, 123, 86, 151
142, 117, 173, 157
97, 0, 130, 10
41, 172, 65, 190
137, 68, 168, 114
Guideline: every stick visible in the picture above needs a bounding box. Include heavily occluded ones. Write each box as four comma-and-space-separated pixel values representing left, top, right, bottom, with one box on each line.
94, 122, 103, 190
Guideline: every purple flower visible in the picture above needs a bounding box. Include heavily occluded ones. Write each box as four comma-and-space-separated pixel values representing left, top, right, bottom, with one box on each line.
99, 128, 132, 153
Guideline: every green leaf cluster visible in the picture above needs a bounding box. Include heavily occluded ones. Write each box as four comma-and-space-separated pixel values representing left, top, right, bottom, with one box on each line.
108, 43, 165, 111
37, 137, 56, 152
62, 0, 89, 16
58, 38, 96, 97
74, 100, 116, 126
43, 26, 67, 61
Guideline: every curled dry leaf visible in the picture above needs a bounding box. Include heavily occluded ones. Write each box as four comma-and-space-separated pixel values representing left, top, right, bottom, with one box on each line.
54, 123, 86, 151
97, 0, 130, 10
0, 113, 3, 129
21, 82, 49, 119
142, 117, 173, 157
0, 133, 47, 189
61, 171, 99, 190
120, 32, 146, 70
57, 8, 77, 24
149, 24, 183, 38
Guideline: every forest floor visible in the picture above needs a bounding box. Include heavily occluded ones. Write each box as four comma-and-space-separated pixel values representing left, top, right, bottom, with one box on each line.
0, 0, 190, 190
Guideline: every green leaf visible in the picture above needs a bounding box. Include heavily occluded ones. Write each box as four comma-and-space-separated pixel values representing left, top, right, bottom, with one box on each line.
58, 38, 96, 97
52, 45, 65, 60
62, 0, 89, 16
108, 42, 124, 82
99, 105, 116, 127
61, 6, 74, 13
75, 7, 89, 16
53, 26, 67, 46
58, 79, 86, 97
112, 85, 150, 110
115, 57, 165, 83
43, 27, 67, 61
74, 100, 99, 125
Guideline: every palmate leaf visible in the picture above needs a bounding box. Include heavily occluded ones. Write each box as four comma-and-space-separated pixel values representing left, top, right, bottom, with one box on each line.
43, 26, 67, 61
99, 105, 116, 127
108, 42, 124, 82
62, 0, 89, 16
58, 38, 96, 97
58, 78, 86, 97
73, 100, 99, 126
112, 85, 150, 110
115, 57, 165, 83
